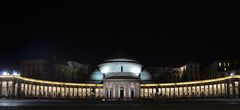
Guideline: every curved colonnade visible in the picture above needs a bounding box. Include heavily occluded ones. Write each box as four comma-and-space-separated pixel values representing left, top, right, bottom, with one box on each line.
0, 74, 240, 99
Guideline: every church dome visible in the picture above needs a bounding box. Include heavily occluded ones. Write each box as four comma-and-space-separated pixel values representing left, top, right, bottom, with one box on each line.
90, 51, 152, 82
103, 50, 138, 62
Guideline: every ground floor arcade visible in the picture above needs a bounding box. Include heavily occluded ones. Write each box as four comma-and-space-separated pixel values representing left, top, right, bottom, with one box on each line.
1, 74, 240, 99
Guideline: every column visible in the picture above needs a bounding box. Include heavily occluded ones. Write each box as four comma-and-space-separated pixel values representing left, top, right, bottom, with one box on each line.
22, 82, 24, 96
212, 84, 215, 97
74, 87, 76, 98
224, 82, 227, 97
152, 87, 155, 98
32, 84, 35, 97
168, 87, 171, 98
164, 87, 167, 98
41, 85, 44, 98
213, 84, 216, 97
87, 86, 90, 98
214, 84, 217, 97
29, 83, 31, 97
28, 83, 30, 97
205, 85, 207, 97
26, 83, 29, 97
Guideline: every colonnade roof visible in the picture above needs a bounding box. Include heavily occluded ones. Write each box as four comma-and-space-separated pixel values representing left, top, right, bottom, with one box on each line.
1, 75, 240, 87
0, 75, 102, 87
141, 75, 240, 87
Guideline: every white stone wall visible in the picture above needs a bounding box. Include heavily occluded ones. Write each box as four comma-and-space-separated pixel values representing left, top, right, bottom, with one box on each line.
103, 79, 140, 99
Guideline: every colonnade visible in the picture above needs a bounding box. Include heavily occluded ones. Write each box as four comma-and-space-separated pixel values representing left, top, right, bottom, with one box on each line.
16, 82, 103, 99
1, 75, 240, 99
0, 76, 103, 99
141, 78, 240, 98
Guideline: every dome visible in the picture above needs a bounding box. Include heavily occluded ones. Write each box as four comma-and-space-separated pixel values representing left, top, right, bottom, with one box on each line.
98, 59, 142, 76
103, 50, 139, 63
90, 52, 153, 82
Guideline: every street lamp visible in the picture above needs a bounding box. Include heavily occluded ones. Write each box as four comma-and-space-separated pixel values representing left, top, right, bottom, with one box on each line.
2, 71, 9, 75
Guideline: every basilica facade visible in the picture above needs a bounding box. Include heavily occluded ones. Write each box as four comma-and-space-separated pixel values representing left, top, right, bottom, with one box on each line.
1, 56, 240, 100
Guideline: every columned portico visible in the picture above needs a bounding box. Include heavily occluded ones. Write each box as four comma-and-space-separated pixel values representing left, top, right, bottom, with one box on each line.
103, 73, 140, 100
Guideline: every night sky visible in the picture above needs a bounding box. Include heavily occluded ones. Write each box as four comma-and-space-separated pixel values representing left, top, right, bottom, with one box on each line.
0, 9, 238, 69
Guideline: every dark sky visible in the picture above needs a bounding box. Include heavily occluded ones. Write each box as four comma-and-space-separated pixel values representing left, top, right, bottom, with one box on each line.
0, 8, 238, 69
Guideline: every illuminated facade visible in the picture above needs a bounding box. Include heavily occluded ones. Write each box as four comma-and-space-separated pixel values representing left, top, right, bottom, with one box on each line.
103, 73, 140, 99
1, 72, 240, 99
1, 56, 240, 100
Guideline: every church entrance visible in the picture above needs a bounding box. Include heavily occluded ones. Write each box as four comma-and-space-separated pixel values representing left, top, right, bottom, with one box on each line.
131, 89, 134, 98
120, 87, 124, 98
